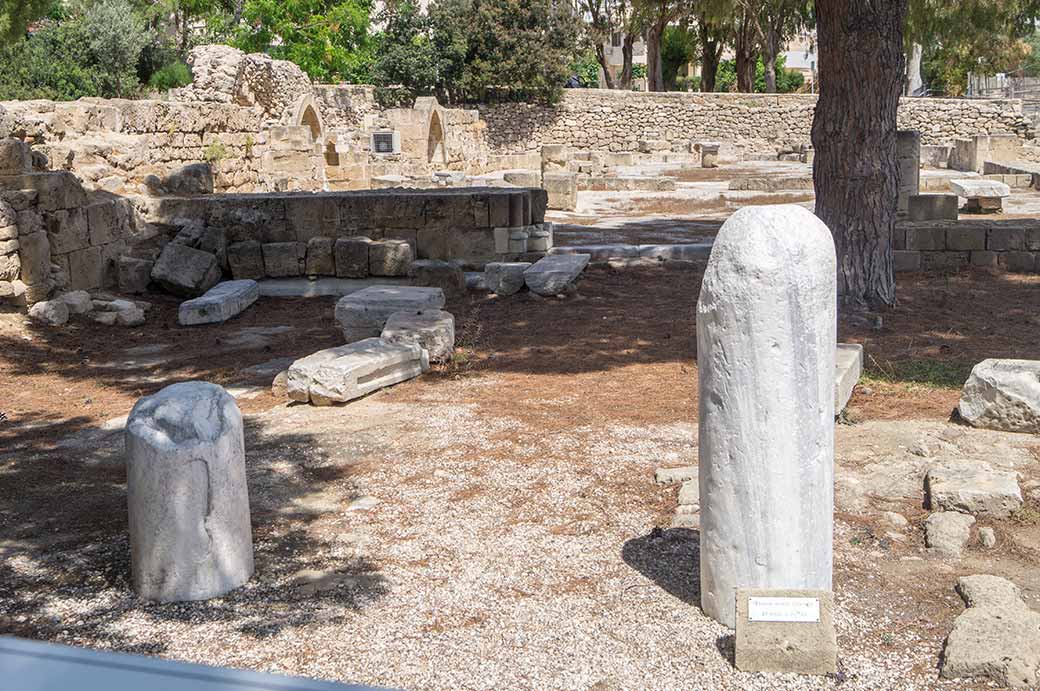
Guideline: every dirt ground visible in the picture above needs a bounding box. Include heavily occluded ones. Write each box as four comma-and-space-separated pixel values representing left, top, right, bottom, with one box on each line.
2, 263, 1040, 689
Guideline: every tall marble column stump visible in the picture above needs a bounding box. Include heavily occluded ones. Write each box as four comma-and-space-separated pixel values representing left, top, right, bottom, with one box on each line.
696, 205, 837, 629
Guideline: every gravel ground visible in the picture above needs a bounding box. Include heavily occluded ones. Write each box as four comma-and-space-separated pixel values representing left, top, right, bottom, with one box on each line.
4, 383, 1030, 690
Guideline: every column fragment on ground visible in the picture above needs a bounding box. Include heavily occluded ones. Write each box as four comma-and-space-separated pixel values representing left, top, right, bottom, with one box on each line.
125, 381, 254, 602
696, 205, 837, 628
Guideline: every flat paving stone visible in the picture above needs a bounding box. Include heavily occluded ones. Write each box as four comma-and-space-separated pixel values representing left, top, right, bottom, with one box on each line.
258, 277, 410, 298
524, 253, 591, 296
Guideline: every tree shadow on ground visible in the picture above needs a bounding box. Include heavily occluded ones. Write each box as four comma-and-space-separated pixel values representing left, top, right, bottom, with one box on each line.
620, 527, 701, 608
0, 412, 389, 650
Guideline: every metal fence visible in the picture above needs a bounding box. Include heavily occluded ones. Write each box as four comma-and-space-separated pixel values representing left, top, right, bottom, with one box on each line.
967, 73, 1040, 125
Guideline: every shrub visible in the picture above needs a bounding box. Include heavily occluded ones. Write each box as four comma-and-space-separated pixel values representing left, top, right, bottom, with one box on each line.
147, 61, 192, 91
82, 0, 151, 97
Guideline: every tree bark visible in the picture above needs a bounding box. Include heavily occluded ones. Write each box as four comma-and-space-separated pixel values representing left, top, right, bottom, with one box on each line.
596, 44, 616, 89
812, 0, 908, 308
762, 42, 778, 93
698, 19, 722, 93
734, 11, 757, 92
646, 16, 668, 91
619, 34, 635, 89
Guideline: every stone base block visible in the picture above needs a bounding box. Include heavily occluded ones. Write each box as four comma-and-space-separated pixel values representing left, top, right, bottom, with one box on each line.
735, 589, 838, 676
908, 194, 958, 222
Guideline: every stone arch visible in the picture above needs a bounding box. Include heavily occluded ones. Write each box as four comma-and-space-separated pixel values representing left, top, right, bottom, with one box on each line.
427, 109, 446, 165
290, 94, 325, 144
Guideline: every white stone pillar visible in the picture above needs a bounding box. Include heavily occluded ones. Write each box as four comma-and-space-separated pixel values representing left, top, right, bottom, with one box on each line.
697, 205, 836, 628
125, 381, 254, 602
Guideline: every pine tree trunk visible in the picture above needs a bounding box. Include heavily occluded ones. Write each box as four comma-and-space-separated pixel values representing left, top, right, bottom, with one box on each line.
734, 12, 757, 92
698, 17, 722, 93
596, 44, 616, 89
812, 0, 908, 308
620, 35, 635, 90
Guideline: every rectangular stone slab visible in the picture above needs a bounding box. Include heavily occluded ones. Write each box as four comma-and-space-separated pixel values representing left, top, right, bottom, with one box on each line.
735, 589, 838, 675
334, 286, 446, 342
949, 179, 1011, 199
523, 253, 590, 296
286, 338, 427, 406
835, 343, 863, 414
178, 280, 259, 326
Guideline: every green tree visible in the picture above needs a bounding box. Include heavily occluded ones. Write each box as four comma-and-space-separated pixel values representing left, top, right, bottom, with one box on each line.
371, 1, 439, 95
450, 0, 580, 104
907, 0, 1040, 95
661, 24, 697, 90
83, 0, 151, 97
0, 0, 50, 44
235, 0, 374, 82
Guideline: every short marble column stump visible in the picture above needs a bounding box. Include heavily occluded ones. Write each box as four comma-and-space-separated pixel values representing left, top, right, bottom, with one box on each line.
697, 205, 837, 632
125, 381, 254, 602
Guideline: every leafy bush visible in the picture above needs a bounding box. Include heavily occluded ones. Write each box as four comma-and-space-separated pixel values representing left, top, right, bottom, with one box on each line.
674, 75, 700, 92
662, 26, 697, 91
570, 51, 601, 88
631, 63, 648, 80
148, 61, 192, 91
714, 56, 804, 93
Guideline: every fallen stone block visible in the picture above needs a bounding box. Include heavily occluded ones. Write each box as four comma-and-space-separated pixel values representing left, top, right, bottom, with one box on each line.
654, 466, 697, 485
524, 253, 590, 296
925, 511, 975, 558
409, 259, 465, 299
370, 239, 413, 277
60, 290, 93, 315
835, 343, 862, 414
950, 179, 1011, 213
959, 359, 1040, 433
941, 575, 1040, 687
125, 381, 253, 601
381, 309, 455, 363
286, 338, 428, 405
151, 243, 221, 298
334, 285, 445, 342
178, 280, 260, 326
28, 298, 68, 325
926, 462, 1023, 518
485, 262, 531, 296
117, 256, 153, 294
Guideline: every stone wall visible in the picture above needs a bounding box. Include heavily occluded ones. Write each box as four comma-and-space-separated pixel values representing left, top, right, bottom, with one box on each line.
0, 139, 136, 303
0, 98, 268, 194
477, 90, 1032, 155
894, 219, 1040, 273
135, 187, 547, 275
